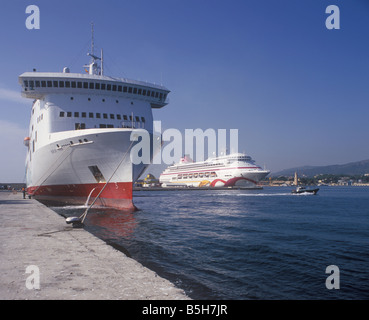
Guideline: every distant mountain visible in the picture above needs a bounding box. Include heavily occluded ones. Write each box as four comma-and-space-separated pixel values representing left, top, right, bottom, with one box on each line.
272, 159, 369, 177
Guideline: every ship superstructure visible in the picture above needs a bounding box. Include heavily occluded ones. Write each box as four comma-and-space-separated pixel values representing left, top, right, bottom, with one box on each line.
20, 48, 169, 209
159, 153, 270, 188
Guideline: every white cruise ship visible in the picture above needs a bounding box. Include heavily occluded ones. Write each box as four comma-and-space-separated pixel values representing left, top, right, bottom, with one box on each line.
159, 153, 270, 188
19, 45, 169, 210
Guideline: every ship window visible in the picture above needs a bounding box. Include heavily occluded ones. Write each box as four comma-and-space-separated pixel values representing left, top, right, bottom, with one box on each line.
99, 124, 106, 128
107, 124, 114, 128
147, 90, 150, 96
35, 81, 40, 87
103, 113, 108, 119
59, 81, 64, 88
123, 86, 127, 92
82, 112, 86, 118
151, 91, 155, 97
123, 115, 128, 120
101, 83, 106, 90
95, 83, 100, 89
129, 115, 132, 121
143, 89, 146, 96
74, 112, 79, 117
96, 113, 101, 118
70, 97, 74, 100
83, 82, 88, 89
117, 114, 121, 120
89, 112, 94, 118
41, 81, 46, 87
112, 85, 117, 91
116, 100, 119, 103
74, 123, 86, 130
107, 84, 111, 91
77, 82, 82, 88
65, 81, 70, 88
110, 114, 115, 119
159, 93, 163, 100
135, 116, 140, 122
102, 98, 105, 102
118, 85, 122, 92
67, 112, 72, 117
155, 92, 159, 98
53, 81, 58, 87
141, 117, 146, 122
88, 98, 91, 101
59, 111, 65, 117
128, 87, 132, 93
138, 88, 142, 95
24, 80, 29, 87
71, 81, 76, 88
133, 88, 137, 94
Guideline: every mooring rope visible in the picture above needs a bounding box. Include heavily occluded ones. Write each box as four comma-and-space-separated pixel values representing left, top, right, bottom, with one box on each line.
79, 139, 135, 223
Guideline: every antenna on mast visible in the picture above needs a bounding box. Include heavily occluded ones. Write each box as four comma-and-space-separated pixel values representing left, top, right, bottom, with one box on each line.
91, 21, 94, 58
101, 48, 104, 76
84, 21, 103, 76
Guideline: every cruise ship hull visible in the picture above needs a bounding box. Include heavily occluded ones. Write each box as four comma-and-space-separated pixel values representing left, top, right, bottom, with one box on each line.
160, 170, 270, 188
159, 154, 270, 188
26, 128, 148, 211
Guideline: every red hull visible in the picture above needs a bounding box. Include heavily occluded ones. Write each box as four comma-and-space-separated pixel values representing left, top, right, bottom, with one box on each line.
27, 182, 135, 211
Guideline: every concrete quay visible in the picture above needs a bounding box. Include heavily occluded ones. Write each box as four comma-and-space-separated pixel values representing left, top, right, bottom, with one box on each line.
0, 191, 189, 300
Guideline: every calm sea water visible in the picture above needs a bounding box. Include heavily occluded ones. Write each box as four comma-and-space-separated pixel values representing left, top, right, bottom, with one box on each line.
53, 186, 369, 300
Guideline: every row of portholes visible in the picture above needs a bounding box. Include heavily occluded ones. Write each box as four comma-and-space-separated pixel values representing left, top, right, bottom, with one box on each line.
69, 96, 132, 104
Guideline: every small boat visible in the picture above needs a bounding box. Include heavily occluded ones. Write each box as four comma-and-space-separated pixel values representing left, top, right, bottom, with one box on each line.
292, 186, 319, 195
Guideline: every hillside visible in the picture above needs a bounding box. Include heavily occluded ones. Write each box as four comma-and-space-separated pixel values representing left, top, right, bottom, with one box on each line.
272, 159, 369, 177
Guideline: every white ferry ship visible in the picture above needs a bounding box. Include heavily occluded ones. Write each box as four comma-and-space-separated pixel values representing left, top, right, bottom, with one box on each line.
159, 153, 270, 188
19, 43, 169, 210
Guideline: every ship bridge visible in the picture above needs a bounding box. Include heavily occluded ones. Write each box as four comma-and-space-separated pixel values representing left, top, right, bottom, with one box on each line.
19, 71, 170, 109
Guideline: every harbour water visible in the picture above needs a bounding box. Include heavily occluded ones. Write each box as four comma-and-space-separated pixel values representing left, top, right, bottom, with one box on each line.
52, 186, 369, 300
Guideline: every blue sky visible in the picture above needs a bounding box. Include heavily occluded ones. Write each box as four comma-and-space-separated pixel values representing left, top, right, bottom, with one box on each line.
0, 0, 368, 181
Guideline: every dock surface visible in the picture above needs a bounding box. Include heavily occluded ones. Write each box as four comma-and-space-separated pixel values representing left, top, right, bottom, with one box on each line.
0, 191, 189, 300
